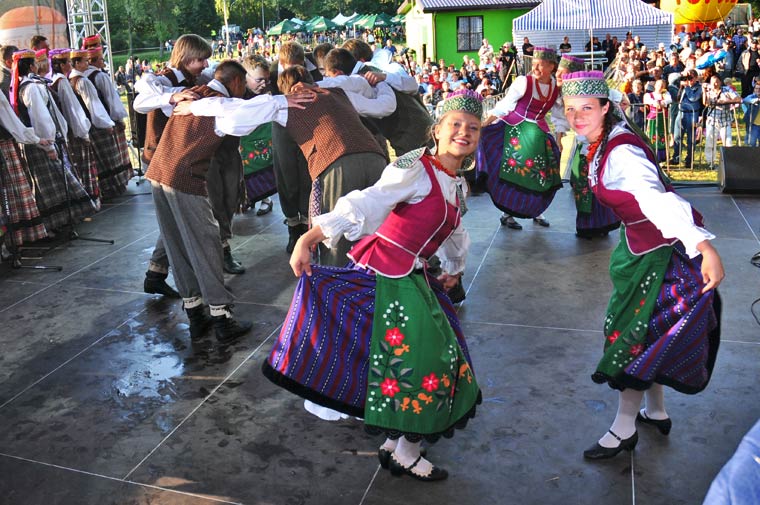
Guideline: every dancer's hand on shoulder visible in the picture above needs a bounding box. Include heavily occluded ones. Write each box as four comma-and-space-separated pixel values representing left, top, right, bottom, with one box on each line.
170, 89, 199, 105
697, 241, 725, 292
286, 90, 316, 109
172, 100, 194, 116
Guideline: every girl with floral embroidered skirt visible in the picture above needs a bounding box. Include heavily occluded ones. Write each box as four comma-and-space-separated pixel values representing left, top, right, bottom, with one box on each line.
262, 89, 483, 481
562, 71, 723, 460
475, 47, 563, 230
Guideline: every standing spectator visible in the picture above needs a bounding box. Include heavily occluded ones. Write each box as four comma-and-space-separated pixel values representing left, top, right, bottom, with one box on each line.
30, 35, 48, 51
742, 82, 760, 145
385, 39, 396, 56
626, 79, 646, 129
114, 65, 128, 90
662, 52, 684, 82
736, 38, 760, 97
702, 74, 741, 168
559, 36, 572, 54
522, 37, 534, 56
478, 38, 494, 65
672, 69, 702, 167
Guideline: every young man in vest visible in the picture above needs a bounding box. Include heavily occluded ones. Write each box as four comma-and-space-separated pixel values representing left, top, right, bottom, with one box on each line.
342, 38, 432, 157
148, 60, 313, 343
134, 34, 215, 298
269, 41, 322, 254
279, 65, 387, 266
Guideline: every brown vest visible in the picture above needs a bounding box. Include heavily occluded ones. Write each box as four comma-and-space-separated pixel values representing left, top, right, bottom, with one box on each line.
145, 85, 226, 196
285, 87, 384, 180
142, 67, 191, 163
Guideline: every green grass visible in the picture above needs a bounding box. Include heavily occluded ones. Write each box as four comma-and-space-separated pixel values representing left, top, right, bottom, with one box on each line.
111, 50, 166, 70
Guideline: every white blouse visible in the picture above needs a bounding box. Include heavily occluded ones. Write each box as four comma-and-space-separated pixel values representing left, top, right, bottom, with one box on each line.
313, 152, 470, 275
52, 74, 91, 140
133, 67, 186, 117
317, 76, 397, 118
70, 69, 115, 130
85, 67, 127, 121
490, 74, 566, 129
590, 124, 714, 257
0, 89, 38, 144
19, 76, 68, 152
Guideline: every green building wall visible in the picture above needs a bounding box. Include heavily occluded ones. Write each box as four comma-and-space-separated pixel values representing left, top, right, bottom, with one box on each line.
433, 9, 529, 66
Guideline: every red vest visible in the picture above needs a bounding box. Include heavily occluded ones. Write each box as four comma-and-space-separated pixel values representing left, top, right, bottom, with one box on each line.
592, 132, 704, 255
502, 75, 560, 133
348, 155, 460, 277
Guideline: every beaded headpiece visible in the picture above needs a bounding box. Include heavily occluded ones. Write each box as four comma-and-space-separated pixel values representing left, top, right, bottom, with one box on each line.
533, 47, 557, 63
49, 48, 71, 60
34, 49, 48, 62
82, 34, 102, 49
10, 49, 35, 114
558, 55, 584, 73
438, 88, 483, 119
561, 71, 609, 98
88, 46, 103, 59
70, 49, 89, 60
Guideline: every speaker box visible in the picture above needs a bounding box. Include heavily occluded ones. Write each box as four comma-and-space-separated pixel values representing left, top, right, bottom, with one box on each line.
719, 147, 760, 193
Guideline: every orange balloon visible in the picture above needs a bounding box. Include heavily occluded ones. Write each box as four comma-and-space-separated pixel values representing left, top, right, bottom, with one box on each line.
660, 0, 739, 26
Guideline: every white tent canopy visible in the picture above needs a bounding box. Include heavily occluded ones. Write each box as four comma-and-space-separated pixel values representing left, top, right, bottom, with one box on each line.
332, 12, 356, 25
512, 0, 674, 58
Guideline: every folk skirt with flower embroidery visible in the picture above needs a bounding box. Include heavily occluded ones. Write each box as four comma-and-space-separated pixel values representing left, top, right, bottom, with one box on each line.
262, 264, 481, 442
475, 119, 562, 218
592, 228, 721, 394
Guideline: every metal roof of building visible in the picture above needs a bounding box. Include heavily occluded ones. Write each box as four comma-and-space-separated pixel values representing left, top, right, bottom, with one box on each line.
419, 0, 540, 12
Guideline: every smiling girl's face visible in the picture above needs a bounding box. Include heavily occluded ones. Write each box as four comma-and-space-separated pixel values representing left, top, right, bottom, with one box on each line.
564, 96, 610, 143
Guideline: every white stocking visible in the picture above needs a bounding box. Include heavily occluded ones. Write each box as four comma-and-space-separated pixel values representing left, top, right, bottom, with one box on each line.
643, 383, 668, 420
598, 389, 644, 448
393, 438, 433, 475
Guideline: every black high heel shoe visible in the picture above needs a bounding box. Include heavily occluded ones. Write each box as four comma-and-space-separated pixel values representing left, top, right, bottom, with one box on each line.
637, 411, 672, 435
388, 453, 448, 481
583, 430, 638, 460
378, 446, 427, 469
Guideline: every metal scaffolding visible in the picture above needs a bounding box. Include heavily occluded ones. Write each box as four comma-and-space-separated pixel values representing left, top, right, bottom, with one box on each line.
64, 0, 114, 78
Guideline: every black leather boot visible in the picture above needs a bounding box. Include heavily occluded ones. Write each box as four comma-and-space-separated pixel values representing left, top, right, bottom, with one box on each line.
223, 246, 245, 274
211, 305, 253, 343
144, 270, 181, 298
286, 223, 309, 254
185, 305, 213, 341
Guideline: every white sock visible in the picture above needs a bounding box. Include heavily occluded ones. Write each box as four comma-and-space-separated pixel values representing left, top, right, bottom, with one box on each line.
209, 305, 232, 318
598, 389, 644, 448
393, 438, 433, 475
536, 213, 546, 220
643, 384, 668, 420
183, 296, 203, 310
380, 438, 397, 452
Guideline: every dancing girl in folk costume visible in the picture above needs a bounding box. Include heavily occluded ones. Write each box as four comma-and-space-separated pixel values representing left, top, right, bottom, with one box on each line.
556, 54, 621, 239
476, 47, 562, 230
561, 72, 723, 460
263, 89, 484, 481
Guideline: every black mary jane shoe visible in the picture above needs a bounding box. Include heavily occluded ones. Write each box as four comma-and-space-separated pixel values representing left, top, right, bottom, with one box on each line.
583, 430, 638, 460
637, 411, 672, 435
500, 214, 523, 230
388, 454, 448, 482
533, 217, 550, 227
378, 447, 427, 470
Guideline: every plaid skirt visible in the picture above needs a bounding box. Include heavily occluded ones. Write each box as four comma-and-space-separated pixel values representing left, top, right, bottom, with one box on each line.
90, 127, 131, 199
22, 143, 97, 231
69, 136, 101, 209
0, 139, 47, 245
113, 121, 133, 174
475, 121, 562, 218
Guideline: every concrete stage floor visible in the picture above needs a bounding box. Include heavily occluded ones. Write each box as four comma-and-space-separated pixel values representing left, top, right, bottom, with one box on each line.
0, 179, 758, 505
